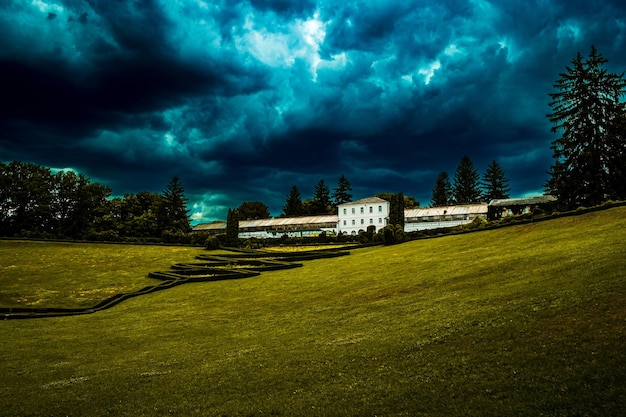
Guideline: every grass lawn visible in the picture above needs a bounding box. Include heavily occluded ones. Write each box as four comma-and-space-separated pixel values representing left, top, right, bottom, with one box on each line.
0, 242, 204, 308
0, 207, 625, 416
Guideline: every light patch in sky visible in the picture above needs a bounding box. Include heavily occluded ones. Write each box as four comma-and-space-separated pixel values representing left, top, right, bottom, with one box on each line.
31, 0, 63, 14
444, 44, 461, 56
557, 20, 582, 47
418, 60, 441, 85
190, 193, 230, 224
236, 10, 329, 80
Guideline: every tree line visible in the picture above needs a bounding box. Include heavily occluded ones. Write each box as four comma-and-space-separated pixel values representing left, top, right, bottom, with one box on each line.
430, 157, 510, 207
0, 161, 191, 242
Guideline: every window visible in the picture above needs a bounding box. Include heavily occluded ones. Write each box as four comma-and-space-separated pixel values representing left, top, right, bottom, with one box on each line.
352, 208, 355, 214
379, 218, 382, 223
360, 207, 364, 214
343, 208, 346, 215
352, 220, 355, 225
369, 206, 373, 213
360, 219, 364, 224
369, 218, 373, 224
378, 205, 382, 212
343, 220, 346, 225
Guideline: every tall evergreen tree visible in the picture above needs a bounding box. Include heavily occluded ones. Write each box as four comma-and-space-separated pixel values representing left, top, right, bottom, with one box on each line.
332, 174, 352, 207
547, 46, 626, 208
388, 192, 405, 227
282, 185, 303, 217
453, 156, 482, 204
225, 208, 239, 247
481, 160, 511, 202
161, 176, 190, 233
431, 172, 453, 207
312, 179, 332, 214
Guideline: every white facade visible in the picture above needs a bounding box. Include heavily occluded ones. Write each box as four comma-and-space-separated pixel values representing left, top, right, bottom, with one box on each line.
337, 197, 390, 235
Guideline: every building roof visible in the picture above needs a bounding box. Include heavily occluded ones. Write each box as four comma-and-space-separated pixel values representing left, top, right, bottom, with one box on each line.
192, 222, 226, 232
404, 203, 488, 218
338, 197, 388, 206
489, 195, 557, 207
192, 215, 338, 232
238, 215, 338, 229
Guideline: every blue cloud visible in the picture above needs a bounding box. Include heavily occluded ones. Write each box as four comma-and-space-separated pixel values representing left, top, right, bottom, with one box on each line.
1, 0, 625, 221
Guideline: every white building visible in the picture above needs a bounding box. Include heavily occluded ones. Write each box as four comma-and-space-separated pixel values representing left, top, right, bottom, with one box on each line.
337, 197, 390, 235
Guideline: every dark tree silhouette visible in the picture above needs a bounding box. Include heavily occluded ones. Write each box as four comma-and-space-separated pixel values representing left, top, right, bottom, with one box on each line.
547, 46, 626, 208
282, 185, 303, 217
481, 160, 510, 202
431, 171, 453, 206
453, 156, 482, 204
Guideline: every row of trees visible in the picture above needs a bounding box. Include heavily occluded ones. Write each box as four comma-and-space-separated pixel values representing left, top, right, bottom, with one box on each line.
0, 161, 190, 241
281, 175, 353, 217
430, 157, 510, 206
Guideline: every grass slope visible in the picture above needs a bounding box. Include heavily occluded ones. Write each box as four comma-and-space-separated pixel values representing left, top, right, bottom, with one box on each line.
0, 242, 203, 308
1, 208, 625, 416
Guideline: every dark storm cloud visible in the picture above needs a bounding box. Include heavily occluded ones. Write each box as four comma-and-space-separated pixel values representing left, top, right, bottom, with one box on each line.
1, 0, 625, 222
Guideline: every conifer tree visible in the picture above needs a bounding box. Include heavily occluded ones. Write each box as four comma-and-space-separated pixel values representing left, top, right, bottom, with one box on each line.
547, 45, 626, 208
481, 160, 510, 202
312, 179, 332, 214
161, 176, 190, 233
388, 192, 405, 228
452, 156, 482, 204
225, 208, 239, 247
332, 174, 352, 207
431, 172, 453, 207
282, 185, 303, 217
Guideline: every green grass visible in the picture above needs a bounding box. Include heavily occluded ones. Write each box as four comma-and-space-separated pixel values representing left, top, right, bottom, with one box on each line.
1, 207, 625, 416
0, 241, 203, 308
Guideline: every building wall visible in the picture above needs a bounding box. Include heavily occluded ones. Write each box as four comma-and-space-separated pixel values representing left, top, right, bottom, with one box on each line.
337, 198, 390, 235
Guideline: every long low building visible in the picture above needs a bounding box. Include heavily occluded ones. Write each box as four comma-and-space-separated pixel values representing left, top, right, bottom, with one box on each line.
404, 204, 489, 232
192, 195, 555, 238
192, 215, 338, 238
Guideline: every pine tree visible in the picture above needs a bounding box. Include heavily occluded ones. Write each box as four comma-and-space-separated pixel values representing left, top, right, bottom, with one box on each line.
388, 192, 405, 227
282, 185, 303, 217
225, 208, 239, 247
547, 46, 626, 208
481, 160, 510, 202
161, 176, 190, 233
312, 179, 332, 214
332, 174, 352, 207
431, 172, 453, 206
453, 156, 482, 204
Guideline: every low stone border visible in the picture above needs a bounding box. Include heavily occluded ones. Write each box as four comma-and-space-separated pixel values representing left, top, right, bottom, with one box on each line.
2, 247, 351, 320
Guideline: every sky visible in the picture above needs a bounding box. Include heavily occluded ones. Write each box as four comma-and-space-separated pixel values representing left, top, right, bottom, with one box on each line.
1, 0, 625, 223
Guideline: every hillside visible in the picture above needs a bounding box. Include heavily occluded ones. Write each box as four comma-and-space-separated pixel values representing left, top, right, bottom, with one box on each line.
0, 207, 625, 416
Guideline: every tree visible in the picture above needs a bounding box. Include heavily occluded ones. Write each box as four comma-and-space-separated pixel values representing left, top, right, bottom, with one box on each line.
387, 192, 405, 228
225, 208, 239, 247
161, 176, 190, 233
453, 156, 482, 204
237, 201, 271, 220
431, 172, 453, 206
0, 161, 55, 236
332, 175, 352, 207
282, 185, 303, 217
547, 45, 626, 208
312, 179, 332, 214
481, 160, 510, 202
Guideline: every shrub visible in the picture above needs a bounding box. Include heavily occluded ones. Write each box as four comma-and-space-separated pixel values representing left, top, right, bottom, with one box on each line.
465, 216, 488, 230
205, 236, 220, 250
